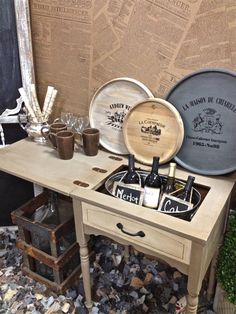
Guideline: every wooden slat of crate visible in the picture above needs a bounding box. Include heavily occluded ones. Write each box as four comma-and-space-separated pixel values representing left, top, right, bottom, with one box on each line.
11, 191, 52, 244
11, 191, 81, 291
22, 264, 81, 293
11, 192, 49, 223
50, 217, 75, 256
11, 191, 75, 258
52, 216, 75, 240
14, 215, 52, 240
49, 216, 75, 258
16, 239, 80, 270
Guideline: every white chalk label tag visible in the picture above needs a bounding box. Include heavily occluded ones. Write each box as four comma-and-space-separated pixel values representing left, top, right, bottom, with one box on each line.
113, 182, 144, 205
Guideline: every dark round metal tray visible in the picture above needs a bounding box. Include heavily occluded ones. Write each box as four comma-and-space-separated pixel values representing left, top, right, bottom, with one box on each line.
166, 68, 236, 175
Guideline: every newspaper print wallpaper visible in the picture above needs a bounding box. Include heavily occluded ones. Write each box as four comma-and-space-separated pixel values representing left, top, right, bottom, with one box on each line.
29, 0, 236, 119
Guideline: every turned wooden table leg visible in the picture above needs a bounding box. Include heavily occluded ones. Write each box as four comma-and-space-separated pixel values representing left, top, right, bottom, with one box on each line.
72, 198, 93, 312
186, 293, 199, 314
207, 249, 218, 302
186, 242, 205, 314
80, 243, 93, 311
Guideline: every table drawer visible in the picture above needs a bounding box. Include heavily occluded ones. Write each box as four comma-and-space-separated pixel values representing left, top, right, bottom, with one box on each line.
82, 203, 191, 263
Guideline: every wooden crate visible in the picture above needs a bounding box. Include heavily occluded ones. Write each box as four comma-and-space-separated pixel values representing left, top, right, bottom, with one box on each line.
11, 191, 81, 293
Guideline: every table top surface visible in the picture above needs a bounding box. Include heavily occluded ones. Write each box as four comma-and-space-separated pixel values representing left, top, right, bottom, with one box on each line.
0, 139, 125, 195
0, 138, 234, 243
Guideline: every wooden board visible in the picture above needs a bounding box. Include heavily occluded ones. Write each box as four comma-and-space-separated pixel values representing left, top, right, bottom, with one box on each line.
0, 0, 35, 118
123, 98, 184, 165
89, 78, 153, 155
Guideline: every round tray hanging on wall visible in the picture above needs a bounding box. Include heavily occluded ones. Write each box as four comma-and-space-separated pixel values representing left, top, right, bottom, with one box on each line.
89, 77, 154, 155
166, 68, 236, 175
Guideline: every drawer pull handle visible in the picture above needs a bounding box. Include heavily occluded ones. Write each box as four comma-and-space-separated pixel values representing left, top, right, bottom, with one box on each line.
116, 223, 145, 237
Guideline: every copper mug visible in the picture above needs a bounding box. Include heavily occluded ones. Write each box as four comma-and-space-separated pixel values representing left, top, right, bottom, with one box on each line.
52, 130, 75, 160
41, 122, 67, 147
76, 128, 100, 156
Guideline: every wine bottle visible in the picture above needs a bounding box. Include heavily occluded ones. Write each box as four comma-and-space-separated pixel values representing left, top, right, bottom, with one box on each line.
143, 156, 162, 208
123, 154, 140, 186
164, 162, 176, 194
176, 175, 195, 202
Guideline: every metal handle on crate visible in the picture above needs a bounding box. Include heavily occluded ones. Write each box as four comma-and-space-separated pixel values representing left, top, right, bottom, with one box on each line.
116, 223, 145, 237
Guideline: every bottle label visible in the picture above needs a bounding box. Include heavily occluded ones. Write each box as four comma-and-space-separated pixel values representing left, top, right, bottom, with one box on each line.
143, 186, 160, 208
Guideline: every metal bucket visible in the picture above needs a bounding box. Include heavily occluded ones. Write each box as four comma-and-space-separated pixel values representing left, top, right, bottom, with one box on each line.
105, 171, 201, 220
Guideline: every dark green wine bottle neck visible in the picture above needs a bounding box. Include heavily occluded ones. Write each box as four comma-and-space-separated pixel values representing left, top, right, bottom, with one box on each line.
184, 176, 195, 192
151, 157, 160, 174
128, 155, 135, 171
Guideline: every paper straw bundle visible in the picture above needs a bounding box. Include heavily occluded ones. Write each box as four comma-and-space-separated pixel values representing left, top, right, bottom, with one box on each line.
18, 84, 58, 123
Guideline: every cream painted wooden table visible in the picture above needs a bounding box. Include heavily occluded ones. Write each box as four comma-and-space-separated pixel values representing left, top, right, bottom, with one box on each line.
0, 139, 234, 314
0, 139, 125, 194
71, 164, 234, 313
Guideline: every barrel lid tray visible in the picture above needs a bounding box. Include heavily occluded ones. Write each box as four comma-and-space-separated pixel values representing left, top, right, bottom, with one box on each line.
166, 68, 236, 175
123, 98, 184, 165
89, 77, 154, 155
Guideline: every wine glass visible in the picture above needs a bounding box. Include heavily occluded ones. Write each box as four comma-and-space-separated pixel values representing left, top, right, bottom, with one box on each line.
60, 112, 77, 129
73, 115, 90, 134
73, 115, 89, 152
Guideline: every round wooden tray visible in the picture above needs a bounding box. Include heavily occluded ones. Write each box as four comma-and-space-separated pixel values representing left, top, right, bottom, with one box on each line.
166, 68, 236, 175
89, 77, 154, 154
123, 98, 184, 165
